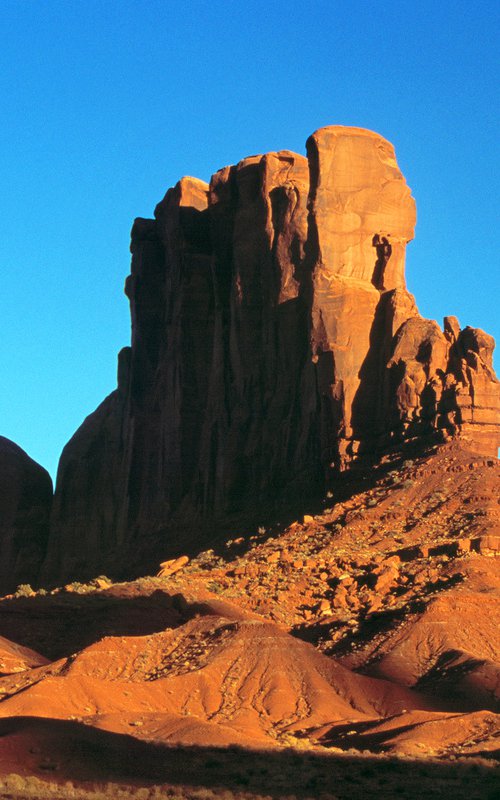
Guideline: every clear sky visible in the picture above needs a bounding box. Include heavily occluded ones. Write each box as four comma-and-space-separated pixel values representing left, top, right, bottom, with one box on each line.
1, 0, 498, 481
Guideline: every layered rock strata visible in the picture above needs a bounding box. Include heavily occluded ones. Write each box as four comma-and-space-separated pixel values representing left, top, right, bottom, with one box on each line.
42, 126, 499, 583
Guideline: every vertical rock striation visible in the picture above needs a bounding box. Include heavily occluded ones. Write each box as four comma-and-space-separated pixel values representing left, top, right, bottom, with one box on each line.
42, 126, 500, 584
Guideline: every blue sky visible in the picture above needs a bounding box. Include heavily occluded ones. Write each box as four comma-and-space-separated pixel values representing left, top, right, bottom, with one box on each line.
1, 0, 498, 480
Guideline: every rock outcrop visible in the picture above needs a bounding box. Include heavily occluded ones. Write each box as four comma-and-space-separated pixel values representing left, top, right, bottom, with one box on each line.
42, 126, 500, 584
0, 437, 52, 594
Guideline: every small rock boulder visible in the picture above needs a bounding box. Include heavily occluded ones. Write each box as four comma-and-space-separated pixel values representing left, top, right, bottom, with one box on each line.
157, 555, 190, 577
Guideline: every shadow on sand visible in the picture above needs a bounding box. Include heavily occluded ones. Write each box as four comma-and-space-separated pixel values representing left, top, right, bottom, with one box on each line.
0, 589, 228, 661
0, 716, 498, 800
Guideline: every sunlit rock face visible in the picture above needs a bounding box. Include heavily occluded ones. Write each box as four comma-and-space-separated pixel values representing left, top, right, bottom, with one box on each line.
306, 127, 417, 467
41, 126, 499, 585
307, 126, 415, 288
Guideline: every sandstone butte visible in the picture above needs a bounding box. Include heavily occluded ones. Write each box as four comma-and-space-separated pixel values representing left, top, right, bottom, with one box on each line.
0, 126, 499, 798
1, 126, 499, 592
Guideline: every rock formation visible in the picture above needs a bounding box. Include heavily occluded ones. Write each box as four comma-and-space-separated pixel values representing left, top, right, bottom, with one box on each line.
0, 437, 52, 594
41, 126, 499, 584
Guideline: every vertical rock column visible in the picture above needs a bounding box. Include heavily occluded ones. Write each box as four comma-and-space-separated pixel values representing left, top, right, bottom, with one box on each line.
201, 150, 317, 514
306, 126, 416, 468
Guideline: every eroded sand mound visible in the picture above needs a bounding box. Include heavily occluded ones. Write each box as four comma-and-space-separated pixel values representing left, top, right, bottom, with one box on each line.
0, 602, 429, 747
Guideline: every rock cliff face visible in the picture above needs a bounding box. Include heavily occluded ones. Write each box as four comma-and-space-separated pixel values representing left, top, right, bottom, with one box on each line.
43, 126, 500, 584
0, 437, 52, 593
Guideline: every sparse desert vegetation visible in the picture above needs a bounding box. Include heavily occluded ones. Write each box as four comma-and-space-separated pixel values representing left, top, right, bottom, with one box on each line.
0, 748, 499, 800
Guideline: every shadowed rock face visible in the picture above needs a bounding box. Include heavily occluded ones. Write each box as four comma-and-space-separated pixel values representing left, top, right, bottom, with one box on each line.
0, 437, 52, 593
41, 126, 500, 584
